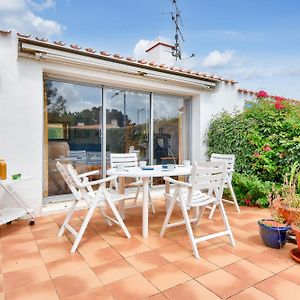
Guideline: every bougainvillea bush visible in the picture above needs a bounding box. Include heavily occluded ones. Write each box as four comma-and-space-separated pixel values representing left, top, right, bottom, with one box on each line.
207, 91, 300, 207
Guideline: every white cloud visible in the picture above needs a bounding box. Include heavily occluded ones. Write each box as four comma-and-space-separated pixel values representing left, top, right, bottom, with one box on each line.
133, 36, 173, 59
28, 0, 55, 11
133, 39, 152, 59
202, 50, 236, 68
0, 0, 62, 37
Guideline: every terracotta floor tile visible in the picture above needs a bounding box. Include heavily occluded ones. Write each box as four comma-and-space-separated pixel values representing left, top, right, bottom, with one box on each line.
61, 286, 113, 300
173, 256, 218, 278
0, 232, 34, 245
196, 269, 249, 299
93, 259, 138, 284
255, 275, 300, 300
2, 252, 45, 273
100, 230, 130, 246
247, 250, 295, 273
229, 287, 275, 300
31, 228, 59, 241
77, 235, 110, 253
1, 240, 39, 259
224, 259, 273, 285
105, 273, 159, 300
240, 234, 270, 251
221, 240, 263, 258
155, 244, 191, 262
143, 264, 191, 291
52, 267, 102, 298
145, 293, 167, 299
30, 221, 60, 232
113, 238, 151, 257
200, 247, 242, 267
134, 235, 175, 249
0, 275, 3, 293
3, 264, 50, 291
80, 246, 122, 267
5, 280, 59, 300
46, 253, 89, 278
163, 279, 221, 300
278, 264, 300, 285
126, 250, 168, 272
35, 236, 71, 250
40, 243, 72, 263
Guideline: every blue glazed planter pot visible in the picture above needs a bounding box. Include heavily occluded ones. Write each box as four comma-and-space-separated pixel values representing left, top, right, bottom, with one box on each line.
258, 219, 291, 249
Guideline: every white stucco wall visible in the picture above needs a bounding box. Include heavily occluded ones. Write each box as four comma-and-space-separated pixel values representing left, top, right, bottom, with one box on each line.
0, 34, 244, 215
192, 82, 244, 162
0, 35, 44, 214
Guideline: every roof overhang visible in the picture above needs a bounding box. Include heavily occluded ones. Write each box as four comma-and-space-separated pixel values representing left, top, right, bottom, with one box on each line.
18, 37, 216, 91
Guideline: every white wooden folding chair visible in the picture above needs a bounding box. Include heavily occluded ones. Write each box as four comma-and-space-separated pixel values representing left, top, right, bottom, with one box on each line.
56, 161, 131, 253
160, 161, 235, 259
110, 153, 155, 213
209, 153, 240, 218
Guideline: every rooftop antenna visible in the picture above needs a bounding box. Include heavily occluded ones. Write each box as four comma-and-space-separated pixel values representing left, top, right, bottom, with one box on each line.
168, 0, 195, 61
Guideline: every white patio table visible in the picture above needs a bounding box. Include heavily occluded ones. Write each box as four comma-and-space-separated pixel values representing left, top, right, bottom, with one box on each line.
107, 165, 191, 238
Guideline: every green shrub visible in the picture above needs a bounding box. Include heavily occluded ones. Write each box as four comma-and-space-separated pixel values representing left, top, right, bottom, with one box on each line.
207, 96, 300, 183
229, 173, 273, 207
207, 94, 300, 207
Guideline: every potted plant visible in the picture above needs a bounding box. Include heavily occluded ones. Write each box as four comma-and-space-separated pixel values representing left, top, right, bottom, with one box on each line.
258, 199, 291, 249
274, 162, 300, 224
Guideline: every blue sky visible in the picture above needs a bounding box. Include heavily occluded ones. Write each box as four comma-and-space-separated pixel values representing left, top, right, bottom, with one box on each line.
1, 0, 300, 98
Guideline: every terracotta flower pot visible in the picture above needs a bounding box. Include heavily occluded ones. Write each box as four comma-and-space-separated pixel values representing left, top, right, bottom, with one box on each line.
291, 223, 300, 250
273, 199, 300, 224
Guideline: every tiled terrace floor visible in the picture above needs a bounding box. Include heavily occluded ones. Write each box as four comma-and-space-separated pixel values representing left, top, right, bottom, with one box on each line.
1, 199, 300, 299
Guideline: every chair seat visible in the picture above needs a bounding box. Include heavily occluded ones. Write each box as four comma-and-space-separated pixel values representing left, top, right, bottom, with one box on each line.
166, 190, 215, 208
88, 190, 133, 205
126, 180, 143, 187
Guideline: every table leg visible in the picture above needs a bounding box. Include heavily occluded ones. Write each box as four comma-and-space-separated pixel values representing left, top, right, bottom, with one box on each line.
142, 177, 149, 238
118, 177, 126, 220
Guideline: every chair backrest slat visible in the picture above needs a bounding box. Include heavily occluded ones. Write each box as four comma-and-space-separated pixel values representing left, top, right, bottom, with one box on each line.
188, 161, 226, 206
210, 153, 235, 183
110, 153, 138, 168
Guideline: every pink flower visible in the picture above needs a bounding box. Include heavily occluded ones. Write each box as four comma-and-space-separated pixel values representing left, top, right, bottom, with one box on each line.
263, 145, 271, 152
253, 152, 261, 158
245, 199, 251, 205
274, 96, 284, 102
257, 90, 268, 98
275, 101, 284, 110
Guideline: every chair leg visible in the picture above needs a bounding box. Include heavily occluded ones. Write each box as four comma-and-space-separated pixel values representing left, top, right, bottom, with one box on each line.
71, 198, 99, 253
149, 191, 155, 214
98, 205, 112, 226
106, 197, 131, 239
228, 182, 240, 212
160, 193, 177, 237
194, 206, 206, 228
218, 200, 235, 247
133, 186, 140, 206
208, 203, 217, 220
179, 200, 200, 259
58, 200, 78, 238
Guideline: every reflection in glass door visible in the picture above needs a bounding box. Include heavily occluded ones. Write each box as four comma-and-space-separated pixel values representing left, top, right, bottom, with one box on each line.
45, 80, 102, 197
106, 89, 150, 166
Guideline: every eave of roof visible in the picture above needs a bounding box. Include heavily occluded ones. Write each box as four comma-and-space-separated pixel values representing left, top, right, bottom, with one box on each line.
0, 30, 239, 85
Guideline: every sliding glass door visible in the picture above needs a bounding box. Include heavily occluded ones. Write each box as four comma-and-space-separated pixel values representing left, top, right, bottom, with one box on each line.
44, 80, 189, 199
45, 80, 102, 197
106, 89, 151, 165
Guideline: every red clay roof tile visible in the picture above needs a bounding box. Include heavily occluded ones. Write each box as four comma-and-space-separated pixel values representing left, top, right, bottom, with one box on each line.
53, 41, 66, 46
